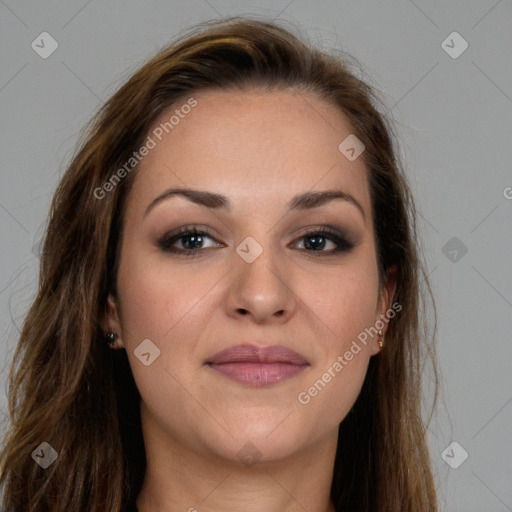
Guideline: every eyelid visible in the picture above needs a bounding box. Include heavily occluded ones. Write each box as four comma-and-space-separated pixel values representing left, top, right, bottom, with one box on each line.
291, 224, 349, 239
291, 223, 355, 242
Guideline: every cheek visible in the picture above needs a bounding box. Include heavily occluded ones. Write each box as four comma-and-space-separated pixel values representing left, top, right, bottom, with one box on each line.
116, 252, 226, 398
115, 258, 219, 429
116, 252, 221, 344
294, 256, 380, 347
296, 355, 370, 430
291, 258, 379, 421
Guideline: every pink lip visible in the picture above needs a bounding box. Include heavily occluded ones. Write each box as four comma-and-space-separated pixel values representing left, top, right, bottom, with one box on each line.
205, 344, 309, 387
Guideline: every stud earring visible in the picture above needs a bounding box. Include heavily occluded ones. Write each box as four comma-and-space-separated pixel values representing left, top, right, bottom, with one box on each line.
106, 331, 118, 348
377, 330, 384, 348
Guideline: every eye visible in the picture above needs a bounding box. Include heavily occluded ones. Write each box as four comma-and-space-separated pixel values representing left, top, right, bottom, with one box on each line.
157, 225, 355, 257
292, 227, 355, 255
157, 226, 223, 255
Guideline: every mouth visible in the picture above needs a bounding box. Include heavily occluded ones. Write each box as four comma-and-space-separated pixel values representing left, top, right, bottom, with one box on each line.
205, 344, 310, 387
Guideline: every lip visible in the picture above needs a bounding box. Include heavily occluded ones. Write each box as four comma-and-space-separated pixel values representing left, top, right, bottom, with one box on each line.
205, 344, 310, 387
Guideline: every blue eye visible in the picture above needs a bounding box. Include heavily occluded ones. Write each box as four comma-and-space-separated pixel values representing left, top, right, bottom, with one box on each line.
157, 227, 221, 255
158, 226, 355, 256
293, 227, 355, 254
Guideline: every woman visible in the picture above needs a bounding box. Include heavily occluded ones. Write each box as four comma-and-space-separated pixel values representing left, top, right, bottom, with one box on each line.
0, 17, 439, 512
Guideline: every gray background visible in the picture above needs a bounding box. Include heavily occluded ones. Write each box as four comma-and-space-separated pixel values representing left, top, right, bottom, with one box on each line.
1, 1, 511, 510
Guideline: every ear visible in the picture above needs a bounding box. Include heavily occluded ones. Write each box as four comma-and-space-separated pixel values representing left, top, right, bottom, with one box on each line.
371, 264, 398, 355
101, 293, 124, 349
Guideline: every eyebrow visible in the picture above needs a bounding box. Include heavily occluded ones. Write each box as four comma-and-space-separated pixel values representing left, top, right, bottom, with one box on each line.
144, 187, 365, 220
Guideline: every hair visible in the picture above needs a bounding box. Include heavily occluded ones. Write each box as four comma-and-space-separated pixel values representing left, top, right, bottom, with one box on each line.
0, 16, 439, 512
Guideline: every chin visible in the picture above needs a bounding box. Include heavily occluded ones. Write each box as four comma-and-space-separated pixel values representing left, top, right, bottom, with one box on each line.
200, 411, 312, 464
221, 434, 306, 467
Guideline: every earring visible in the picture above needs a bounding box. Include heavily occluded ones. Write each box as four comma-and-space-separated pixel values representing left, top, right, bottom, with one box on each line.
106, 331, 118, 348
378, 330, 384, 348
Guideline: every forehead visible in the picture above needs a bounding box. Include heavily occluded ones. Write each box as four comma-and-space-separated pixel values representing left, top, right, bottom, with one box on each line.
125, 88, 370, 217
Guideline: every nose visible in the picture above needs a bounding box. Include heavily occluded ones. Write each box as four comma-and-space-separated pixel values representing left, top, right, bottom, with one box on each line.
224, 241, 298, 324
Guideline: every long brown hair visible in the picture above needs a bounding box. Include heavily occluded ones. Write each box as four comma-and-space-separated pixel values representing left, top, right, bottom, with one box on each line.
0, 16, 439, 511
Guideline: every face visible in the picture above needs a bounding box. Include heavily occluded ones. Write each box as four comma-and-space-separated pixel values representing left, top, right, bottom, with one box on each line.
105, 88, 396, 464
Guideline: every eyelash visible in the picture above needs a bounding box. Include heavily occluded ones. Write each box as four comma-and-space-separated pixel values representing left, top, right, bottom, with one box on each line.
157, 225, 355, 257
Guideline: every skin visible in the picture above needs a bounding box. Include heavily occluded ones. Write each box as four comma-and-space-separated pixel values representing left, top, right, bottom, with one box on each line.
104, 88, 396, 512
